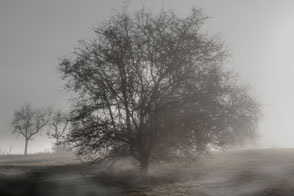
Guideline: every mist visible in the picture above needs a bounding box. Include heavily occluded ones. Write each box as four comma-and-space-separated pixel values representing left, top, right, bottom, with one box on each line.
1, 1, 294, 195
1, 0, 294, 153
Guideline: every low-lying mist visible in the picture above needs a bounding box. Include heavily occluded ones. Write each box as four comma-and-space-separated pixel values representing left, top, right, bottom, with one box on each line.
1, 149, 294, 195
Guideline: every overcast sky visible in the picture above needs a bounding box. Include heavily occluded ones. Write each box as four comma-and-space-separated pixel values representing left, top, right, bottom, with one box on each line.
1, 0, 294, 154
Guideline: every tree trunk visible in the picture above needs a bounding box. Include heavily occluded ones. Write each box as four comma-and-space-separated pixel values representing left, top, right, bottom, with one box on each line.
24, 139, 28, 155
140, 158, 149, 179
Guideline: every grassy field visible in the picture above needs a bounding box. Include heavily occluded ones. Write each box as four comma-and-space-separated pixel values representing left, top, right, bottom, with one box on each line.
1, 149, 294, 195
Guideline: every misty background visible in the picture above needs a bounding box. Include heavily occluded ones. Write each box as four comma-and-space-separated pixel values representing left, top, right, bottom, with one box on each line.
1, 0, 294, 154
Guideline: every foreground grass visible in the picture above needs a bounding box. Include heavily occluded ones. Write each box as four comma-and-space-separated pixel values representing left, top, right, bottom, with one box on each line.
2, 149, 294, 195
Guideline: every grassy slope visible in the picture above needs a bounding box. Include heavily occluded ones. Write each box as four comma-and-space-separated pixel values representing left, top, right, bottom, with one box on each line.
146, 149, 294, 196
1, 149, 294, 195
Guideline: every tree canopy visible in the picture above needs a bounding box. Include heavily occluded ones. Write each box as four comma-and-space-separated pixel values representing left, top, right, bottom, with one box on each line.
59, 8, 261, 175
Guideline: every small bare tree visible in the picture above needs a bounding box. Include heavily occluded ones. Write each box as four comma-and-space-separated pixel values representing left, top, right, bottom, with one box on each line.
47, 110, 69, 144
11, 103, 51, 155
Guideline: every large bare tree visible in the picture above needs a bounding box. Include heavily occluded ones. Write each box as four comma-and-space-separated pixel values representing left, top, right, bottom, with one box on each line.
11, 103, 51, 155
59, 8, 261, 175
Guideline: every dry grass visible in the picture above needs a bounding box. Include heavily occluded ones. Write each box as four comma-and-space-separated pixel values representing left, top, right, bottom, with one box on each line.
2, 149, 294, 195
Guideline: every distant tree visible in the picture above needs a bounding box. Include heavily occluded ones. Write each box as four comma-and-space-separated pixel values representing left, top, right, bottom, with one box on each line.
47, 110, 69, 144
59, 8, 261, 176
11, 103, 51, 155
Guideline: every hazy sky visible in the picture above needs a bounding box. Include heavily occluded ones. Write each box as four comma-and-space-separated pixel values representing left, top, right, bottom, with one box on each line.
1, 0, 294, 154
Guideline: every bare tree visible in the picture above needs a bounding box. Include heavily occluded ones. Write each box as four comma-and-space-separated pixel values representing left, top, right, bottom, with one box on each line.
11, 103, 51, 155
59, 8, 261, 176
47, 110, 69, 144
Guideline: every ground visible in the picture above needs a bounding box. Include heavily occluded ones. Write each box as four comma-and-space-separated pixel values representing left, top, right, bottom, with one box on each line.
1, 149, 294, 195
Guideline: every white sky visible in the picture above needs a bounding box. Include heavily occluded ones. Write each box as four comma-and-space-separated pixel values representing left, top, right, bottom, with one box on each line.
1, 0, 294, 154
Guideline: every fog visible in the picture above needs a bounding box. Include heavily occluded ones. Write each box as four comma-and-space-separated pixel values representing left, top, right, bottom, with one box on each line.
1, 0, 294, 153
2, 150, 294, 195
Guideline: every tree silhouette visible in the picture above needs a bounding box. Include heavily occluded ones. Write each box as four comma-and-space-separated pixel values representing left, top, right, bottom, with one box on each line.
11, 103, 51, 155
59, 8, 261, 175
47, 110, 69, 144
